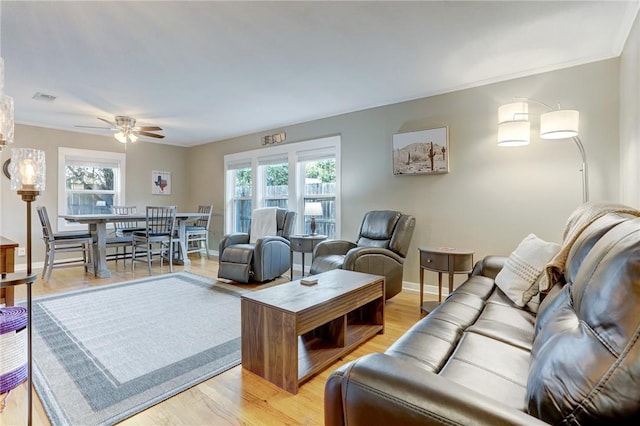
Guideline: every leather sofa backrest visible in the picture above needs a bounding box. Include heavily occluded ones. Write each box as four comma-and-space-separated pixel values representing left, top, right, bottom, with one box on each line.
355, 210, 415, 258
356, 210, 401, 248
563, 212, 635, 288
389, 213, 416, 258
275, 208, 296, 239
527, 215, 640, 423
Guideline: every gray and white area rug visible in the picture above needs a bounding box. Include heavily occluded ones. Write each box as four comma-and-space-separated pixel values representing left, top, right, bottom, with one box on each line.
30, 272, 243, 425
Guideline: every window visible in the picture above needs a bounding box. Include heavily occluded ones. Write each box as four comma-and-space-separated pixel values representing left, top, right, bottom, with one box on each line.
259, 155, 289, 209
227, 160, 253, 233
300, 157, 336, 238
58, 148, 126, 231
224, 136, 340, 238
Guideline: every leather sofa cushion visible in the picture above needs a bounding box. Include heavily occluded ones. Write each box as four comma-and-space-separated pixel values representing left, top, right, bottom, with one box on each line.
441, 332, 530, 411
386, 278, 493, 372
467, 299, 536, 351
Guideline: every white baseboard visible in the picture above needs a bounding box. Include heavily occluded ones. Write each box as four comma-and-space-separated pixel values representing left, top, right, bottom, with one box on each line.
402, 280, 450, 298
12, 261, 45, 273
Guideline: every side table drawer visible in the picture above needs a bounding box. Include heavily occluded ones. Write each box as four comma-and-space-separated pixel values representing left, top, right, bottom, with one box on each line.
290, 239, 311, 252
420, 250, 449, 271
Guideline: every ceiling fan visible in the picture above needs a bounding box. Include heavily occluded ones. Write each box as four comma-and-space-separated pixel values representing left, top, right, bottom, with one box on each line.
76, 116, 164, 144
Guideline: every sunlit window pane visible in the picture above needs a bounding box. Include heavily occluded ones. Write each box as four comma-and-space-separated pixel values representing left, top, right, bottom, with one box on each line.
264, 162, 288, 209
304, 159, 336, 238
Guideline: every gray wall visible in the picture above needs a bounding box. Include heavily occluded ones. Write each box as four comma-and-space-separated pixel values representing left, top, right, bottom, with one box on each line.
188, 59, 622, 286
0, 125, 189, 265
1, 56, 632, 285
620, 11, 640, 207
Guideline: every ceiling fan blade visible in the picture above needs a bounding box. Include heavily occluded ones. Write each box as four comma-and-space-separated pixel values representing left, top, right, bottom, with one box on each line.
74, 125, 114, 130
136, 130, 165, 139
136, 126, 163, 131
97, 117, 116, 126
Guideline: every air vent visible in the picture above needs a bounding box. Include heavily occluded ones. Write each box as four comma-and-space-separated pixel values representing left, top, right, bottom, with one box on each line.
32, 92, 57, 102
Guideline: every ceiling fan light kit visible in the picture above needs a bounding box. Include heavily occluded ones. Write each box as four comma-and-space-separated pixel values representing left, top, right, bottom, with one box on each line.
75, 115, 164, 145
114, 131, 138, 144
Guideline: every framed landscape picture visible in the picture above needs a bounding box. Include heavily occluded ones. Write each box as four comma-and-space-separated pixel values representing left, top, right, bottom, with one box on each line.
392, 127, 449, 175
152, 170, 171, 195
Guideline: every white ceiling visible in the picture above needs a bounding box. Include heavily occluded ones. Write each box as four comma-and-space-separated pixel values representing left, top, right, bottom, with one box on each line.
2, 1, 638, 147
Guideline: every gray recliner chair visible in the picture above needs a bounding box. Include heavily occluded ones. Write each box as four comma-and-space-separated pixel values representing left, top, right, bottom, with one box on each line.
309, 210, 415, 299
218, 208, 296, 283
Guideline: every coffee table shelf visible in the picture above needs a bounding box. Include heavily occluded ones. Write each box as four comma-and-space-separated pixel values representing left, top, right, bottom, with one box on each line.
241, 269, 385, 394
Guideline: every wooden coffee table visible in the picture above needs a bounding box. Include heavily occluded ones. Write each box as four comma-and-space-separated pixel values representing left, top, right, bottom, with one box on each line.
241, 269, 385, 394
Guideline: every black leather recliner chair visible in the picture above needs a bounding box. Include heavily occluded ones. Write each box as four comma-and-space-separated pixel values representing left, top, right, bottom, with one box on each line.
310, 210, 415, 299
218, 208, 296, 283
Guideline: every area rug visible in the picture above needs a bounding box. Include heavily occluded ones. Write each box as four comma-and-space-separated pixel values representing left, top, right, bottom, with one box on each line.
29, 272, 243, 425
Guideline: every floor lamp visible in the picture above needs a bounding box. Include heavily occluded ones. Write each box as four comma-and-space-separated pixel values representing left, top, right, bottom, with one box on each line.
9, 147, 46, 426
497, 99, 589, 203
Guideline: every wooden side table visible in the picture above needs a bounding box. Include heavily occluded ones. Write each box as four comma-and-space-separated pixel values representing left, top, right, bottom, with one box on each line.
1, 236, 19, 306
288, 234, 327, 278
419, 247, 474, 314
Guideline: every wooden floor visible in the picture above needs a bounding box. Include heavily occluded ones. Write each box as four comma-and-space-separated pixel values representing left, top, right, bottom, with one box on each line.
2, 256, 428, 425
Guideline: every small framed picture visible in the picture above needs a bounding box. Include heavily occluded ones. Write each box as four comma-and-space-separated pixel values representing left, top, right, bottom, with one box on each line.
152, 170, 171, 195
392, 127, 449, 175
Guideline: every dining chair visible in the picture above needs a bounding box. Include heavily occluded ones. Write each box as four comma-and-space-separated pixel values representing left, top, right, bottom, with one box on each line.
131, 205, 177, 273
107, 205, 144, 265
185, 205, 212, 259
36, 206, 94, 282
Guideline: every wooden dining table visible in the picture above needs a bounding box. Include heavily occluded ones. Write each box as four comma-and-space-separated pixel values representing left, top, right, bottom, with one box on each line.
59, 212, 206, 278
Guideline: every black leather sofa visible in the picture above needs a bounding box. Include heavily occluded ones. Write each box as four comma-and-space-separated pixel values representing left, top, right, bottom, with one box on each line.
325, 206, 640, 425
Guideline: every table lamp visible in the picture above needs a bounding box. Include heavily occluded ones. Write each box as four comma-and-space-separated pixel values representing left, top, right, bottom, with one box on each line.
304, 202, 323, 235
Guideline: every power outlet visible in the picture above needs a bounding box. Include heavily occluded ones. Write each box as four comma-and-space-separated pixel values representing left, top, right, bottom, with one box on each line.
17, 247, 26, 256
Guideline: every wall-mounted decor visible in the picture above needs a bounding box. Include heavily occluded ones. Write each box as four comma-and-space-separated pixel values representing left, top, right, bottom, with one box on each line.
392, 127, 449, 175
152, 170, 171, 195
262, 131, 286, 146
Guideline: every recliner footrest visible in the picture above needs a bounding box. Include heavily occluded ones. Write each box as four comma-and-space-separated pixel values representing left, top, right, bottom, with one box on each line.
218, 244, 255, 283
220, 244, 254, 264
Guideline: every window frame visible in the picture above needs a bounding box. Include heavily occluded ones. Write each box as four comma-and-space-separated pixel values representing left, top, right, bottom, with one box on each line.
57, 147, 126, 231
224, 135, 341, 237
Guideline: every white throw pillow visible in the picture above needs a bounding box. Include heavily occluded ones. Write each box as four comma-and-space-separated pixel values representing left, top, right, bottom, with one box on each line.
495, 233, 560, 307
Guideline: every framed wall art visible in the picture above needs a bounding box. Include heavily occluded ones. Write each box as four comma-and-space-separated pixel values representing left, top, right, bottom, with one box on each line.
152, 170, 171, 195
392, 127, 449, 175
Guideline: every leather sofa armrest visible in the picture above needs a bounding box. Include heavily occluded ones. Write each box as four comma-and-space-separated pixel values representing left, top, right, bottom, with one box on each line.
471, 255, 507, 280
313, 240, 357, 257
219, 233, 250, 252
326, 353, 547, 426
252, 236, 291, 281
343, 246, 404, 268
254, 235, 290, 249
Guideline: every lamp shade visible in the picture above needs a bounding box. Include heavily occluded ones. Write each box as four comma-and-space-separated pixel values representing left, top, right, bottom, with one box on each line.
304, 202, 322, 216
498, 102, 528, 124
497, 120, 530, 146
114, 131, 127, 144
114, 131, 138, 144
9, 148, 46, 191
540, 110, 579, 139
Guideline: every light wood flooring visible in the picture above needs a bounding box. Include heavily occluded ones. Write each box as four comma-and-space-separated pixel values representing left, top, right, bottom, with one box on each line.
2, 256, 428, 425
